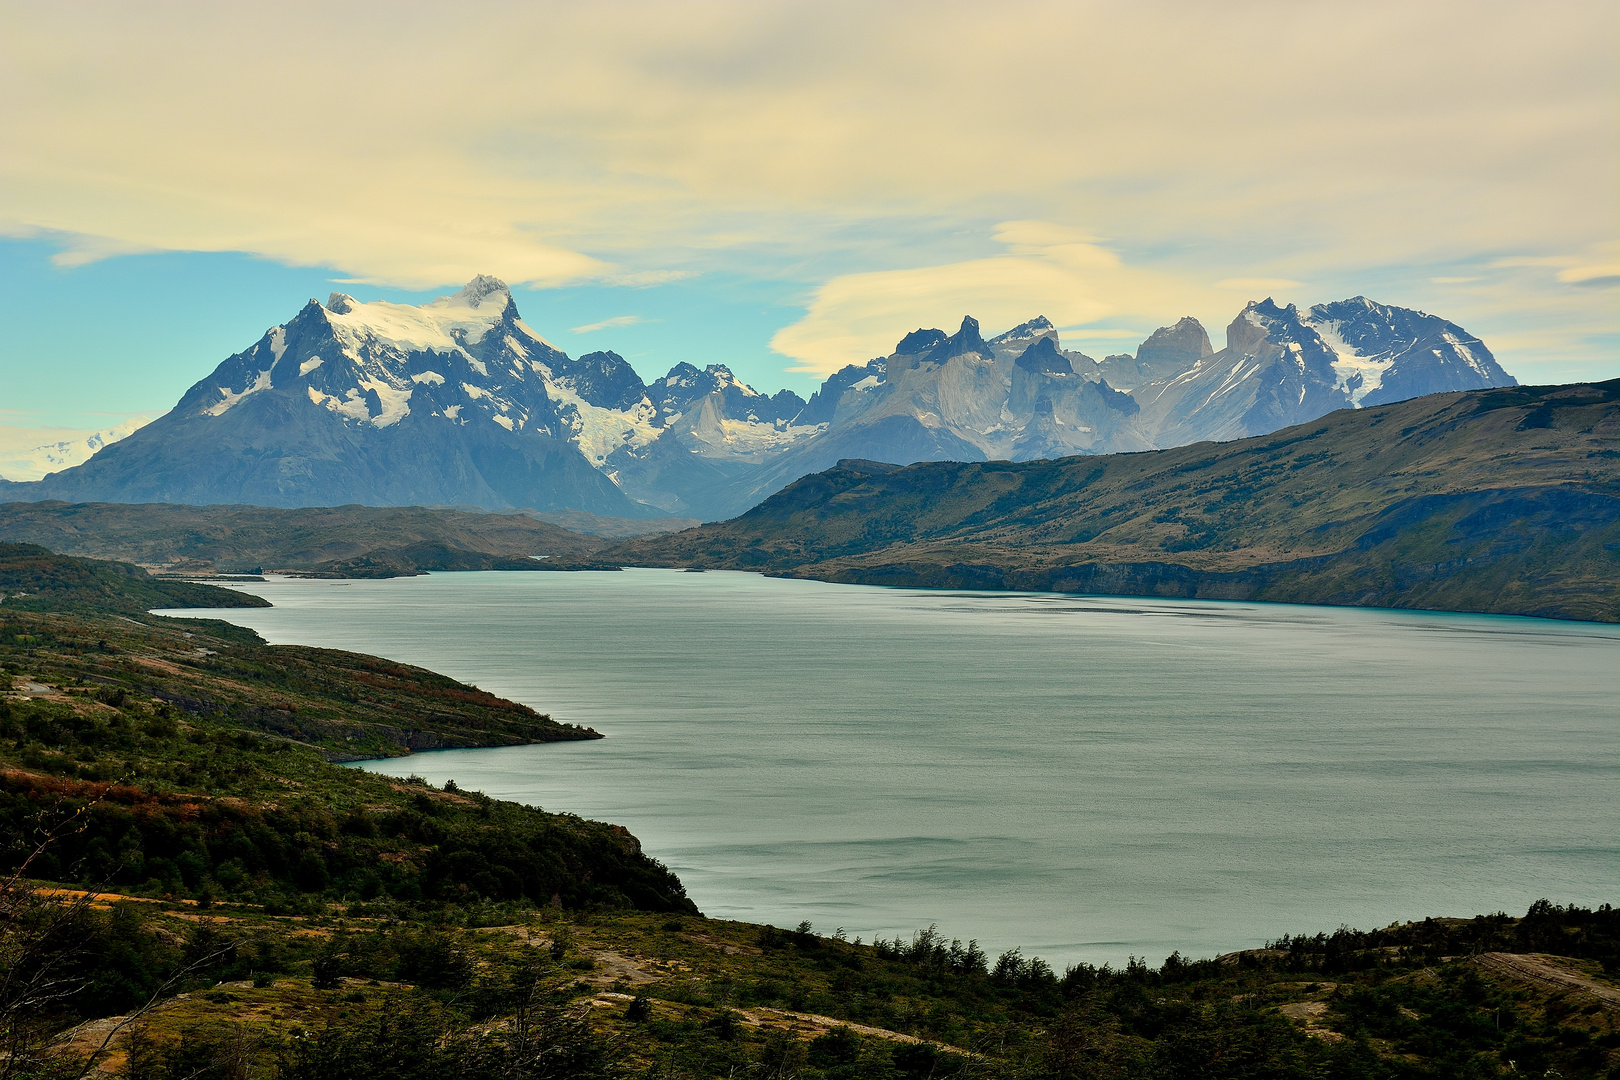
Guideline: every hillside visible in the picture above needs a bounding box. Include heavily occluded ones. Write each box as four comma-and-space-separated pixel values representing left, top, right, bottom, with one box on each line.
0, 541, 273, 614
0, 502, 620, 577
608, 380, 1620, 622
1, 545, 602, 757
0, 545, 690, 910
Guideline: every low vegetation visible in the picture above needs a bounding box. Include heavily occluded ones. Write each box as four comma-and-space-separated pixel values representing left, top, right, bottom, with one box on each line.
1, 545, 1614, 1077
0, 504, 615, 577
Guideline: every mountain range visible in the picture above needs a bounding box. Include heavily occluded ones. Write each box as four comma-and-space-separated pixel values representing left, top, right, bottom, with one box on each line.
605, 379, 1620, 623
1, 277, 1515, 521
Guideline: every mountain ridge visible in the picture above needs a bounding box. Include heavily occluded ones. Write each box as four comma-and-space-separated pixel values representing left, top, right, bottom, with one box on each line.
603, 379, 1620, 622
4, 279, 1517, 521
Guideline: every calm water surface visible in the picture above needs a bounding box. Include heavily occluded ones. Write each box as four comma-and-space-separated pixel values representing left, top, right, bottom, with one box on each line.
165, 570, 1620, 966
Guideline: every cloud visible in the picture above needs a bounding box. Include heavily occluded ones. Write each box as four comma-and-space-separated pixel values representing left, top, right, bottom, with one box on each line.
0, 1, 1613, 294
569, 315, 650, 334
1557, 265, 1620, 287
770, 223, 1225, 374
1429, 276, 1483, 284
1214, 278, 1305, 292
0, 1, 1613, 380
1489, 255, 1581, 269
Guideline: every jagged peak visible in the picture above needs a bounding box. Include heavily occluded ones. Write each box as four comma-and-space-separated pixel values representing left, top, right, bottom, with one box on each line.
895, 328, 947, 355
922, 316, 992, 363
991, 315, 1055, 340
326, 292, 357, 314
451, 274, 512, 308
1014, 335, 1073, 375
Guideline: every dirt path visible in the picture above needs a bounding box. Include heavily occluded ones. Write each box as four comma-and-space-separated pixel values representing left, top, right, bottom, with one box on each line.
1477, 953, 1620, 1012
591, 993, 979, 1056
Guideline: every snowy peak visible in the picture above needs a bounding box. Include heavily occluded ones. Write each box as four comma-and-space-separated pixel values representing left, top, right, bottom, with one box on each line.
1298, 296, 1513, 407
452, 274, 512, 308
323, 280, 515, 359
990, 315, 1059, 356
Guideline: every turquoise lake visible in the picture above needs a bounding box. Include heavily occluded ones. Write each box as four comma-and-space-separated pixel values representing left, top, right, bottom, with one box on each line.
165, 569, 1620, 968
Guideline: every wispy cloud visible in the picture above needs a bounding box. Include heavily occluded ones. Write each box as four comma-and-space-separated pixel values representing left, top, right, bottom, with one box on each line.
1214, 278, 1304, 293
1429, 276, 1482, 284
569, 315, 652, 334
1557, 265, 1620, 287
0, 1, 1613, 376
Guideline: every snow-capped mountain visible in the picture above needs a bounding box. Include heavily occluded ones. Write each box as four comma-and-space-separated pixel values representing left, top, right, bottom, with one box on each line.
15, 277, 824, 517
0, 416, 152, 482
8, 279, 1515, 521
1133, 297, 1515, 446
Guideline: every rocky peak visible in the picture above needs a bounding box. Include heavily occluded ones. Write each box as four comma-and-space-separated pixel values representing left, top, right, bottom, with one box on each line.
921, 316, 993, 365
452, 274, 512, 309
1137, 316, 1212, 367
1014, 336, 1074, 375
325, 292, 358, 315
990, 315, 1059, 351
895, 328, 947, 355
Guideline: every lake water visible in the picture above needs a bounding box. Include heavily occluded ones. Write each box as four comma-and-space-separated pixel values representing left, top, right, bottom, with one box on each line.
164, 569, 1620, 967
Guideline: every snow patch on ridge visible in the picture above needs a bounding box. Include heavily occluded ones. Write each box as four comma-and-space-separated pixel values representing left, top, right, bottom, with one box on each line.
324, 284, 511, 359
543, 378, 662, 467
205, 370, 272, 416
360, 378, 413, 427
1310, 319, 1393, 406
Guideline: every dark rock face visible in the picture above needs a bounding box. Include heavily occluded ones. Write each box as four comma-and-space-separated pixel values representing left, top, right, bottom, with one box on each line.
567, 351, 649, 412
649, 363, 803, 424
922, 316, 994, 364
1132, 297, 1517, 446
1014, 337, 1074, 375
25, 280, 645, 515
895, 328, 947, 355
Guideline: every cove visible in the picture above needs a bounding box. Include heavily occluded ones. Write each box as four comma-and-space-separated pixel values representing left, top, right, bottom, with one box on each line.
164, 568, 1620, 967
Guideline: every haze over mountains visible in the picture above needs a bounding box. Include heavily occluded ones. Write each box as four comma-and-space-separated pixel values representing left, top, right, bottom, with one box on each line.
1, 277, 1515, 521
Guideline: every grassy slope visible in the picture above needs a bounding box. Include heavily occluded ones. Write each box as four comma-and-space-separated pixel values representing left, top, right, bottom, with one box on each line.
609, 380, 1620, 622
0, 502, 612, 577
0, 547, 692, 916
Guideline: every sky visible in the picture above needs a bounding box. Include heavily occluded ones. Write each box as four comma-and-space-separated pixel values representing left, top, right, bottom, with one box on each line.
1, 0, 1616, 452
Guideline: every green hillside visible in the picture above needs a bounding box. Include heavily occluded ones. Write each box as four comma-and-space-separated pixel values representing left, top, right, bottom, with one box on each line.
610, 380, 1620, 621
